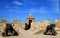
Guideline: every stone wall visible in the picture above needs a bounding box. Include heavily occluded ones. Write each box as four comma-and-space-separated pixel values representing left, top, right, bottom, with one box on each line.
55, 19, 60, 31
28, 20, 50, 34
11, 20, 25, 33
11, 20, 50, 34
0, 19, 6, 34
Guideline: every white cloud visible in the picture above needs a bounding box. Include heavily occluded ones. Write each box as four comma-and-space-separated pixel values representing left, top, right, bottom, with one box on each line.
9, 7, 54, 14
13, 1, 23, 5
47, 0, 59, 14
17, 7, 50, 14
22, 0, 36, 5
5, 6, 9, 8
53, 1, 59, 14
39, 7, 49, 14
47, 0, 58, 2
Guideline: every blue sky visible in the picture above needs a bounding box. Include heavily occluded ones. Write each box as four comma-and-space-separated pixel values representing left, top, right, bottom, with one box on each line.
0, 0, 60, 24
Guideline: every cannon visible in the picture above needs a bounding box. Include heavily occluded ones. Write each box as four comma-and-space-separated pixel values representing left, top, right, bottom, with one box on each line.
43, 24, 57, 36
25, 20, 32, 30
1, 23, 19, 37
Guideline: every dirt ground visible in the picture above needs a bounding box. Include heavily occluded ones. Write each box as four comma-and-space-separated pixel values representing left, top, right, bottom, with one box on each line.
0, 31, 60, 38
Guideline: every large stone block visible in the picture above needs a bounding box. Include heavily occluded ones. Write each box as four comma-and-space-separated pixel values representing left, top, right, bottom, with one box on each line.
55, 19, 60, 31
11, 20, 25, 33
0, 19, 6, 34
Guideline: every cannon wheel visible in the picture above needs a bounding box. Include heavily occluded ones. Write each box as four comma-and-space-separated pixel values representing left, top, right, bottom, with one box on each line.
13, 31, 19, 36
1, 32, 7, 37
